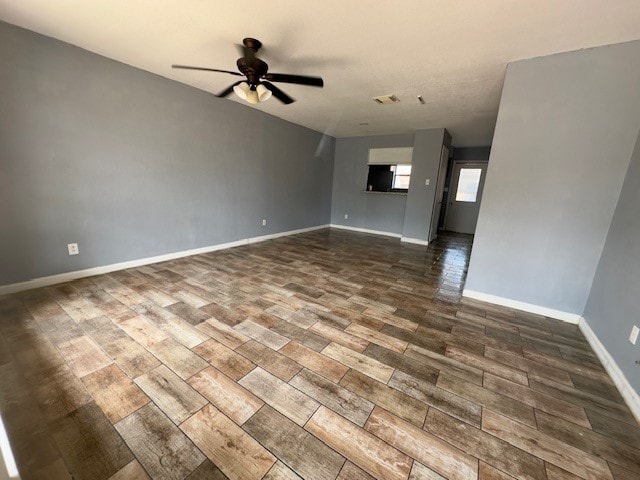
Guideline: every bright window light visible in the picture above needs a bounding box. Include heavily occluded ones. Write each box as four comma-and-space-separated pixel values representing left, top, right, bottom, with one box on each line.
0, 415, 19, 479
455, 168, 482, 202
392, 164, 412, 189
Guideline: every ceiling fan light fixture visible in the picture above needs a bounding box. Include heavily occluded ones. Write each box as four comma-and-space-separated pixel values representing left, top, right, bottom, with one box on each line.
233, 81, 250, 100
246, 88, 260, 104
256, 83, 272, 102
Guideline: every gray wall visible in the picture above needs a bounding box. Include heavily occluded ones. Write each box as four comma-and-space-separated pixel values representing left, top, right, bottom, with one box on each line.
330, 134, 413, 234
0, 21, 335, 286
583, 131, 640, 391
465, 39, 640, 314
402, 129, 449, 241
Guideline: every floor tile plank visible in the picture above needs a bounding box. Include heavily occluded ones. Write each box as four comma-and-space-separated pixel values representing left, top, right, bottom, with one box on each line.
482, 409, 613, 480
437, 372, 537, 427
446, 345, 528, 385
389, 370, 481, 428
134, 364, 207, 424
484, 346, 574, 386
409, 462, 447, 480
290, 368, 374, 426
340, 369, 428, 427
423, 408, 545, 480
180, 404, 276, 480
309, 321, 369, 353
484, 373, 591, 428
236, 340, 302, 381
147, 338, 208, 379
365, 406, 478, 480
279, 341, 348, 383
239, 367, 319, 426
189, 366, 263, 425
305, 406, 412, 480
82, 364, 150, 423
243, 405, 345, 480
115, 403, 204, 480
195, 318, 250, 349
336, 461, 375, 480
193, 339, 256, 380
52, 402, 134, 480
107, 460, 151, 480
363, 343, 439, 385
345, 323, 409, 353
263, 461, 303, 480
322, 342, 394, 384
235, 319, 291, 350
535, 410, 640, 473
184, 460, 229, 480
58, 335, 113, 378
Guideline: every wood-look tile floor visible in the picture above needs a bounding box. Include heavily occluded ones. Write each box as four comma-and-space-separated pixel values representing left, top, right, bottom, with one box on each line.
0, 229, 639, 480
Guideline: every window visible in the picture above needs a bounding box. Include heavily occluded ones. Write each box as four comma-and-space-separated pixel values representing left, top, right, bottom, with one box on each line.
455, 168, 482, 202
366, 164, 411, 192
391, 165, 412, 189
366, 147, 413, 193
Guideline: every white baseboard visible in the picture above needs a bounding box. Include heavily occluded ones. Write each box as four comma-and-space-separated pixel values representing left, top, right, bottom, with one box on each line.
401, 236, 429, 246
329, 224, 401, 238
579, 317, 640, 424
0, 224, 329, 296
462, 289, 581, 324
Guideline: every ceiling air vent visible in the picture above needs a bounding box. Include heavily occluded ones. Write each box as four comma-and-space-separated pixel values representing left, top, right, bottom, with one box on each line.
372, 94, 400, 104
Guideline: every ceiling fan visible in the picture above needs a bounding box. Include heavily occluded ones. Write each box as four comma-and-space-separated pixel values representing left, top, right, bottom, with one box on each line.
172, 38, 324, 105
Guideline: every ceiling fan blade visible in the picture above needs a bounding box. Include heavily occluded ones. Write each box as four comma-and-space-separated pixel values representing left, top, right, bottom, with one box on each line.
262, 81, 295, 104
172, 65, 243, 76
264, 73, 324, 87
216, 81, 244, 98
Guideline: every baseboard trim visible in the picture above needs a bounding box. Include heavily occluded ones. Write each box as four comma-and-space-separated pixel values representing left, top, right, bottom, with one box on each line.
329, 224, 402, 238
462, 289, 581, 324
0, 224, 329, 296
579, 317, 640, 424
401, 236, 429, 246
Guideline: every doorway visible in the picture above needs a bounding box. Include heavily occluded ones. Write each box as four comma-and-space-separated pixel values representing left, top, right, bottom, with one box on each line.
444, 162, 487, 234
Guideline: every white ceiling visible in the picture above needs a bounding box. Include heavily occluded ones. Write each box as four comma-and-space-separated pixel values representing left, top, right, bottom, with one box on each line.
2, 1, 640, 146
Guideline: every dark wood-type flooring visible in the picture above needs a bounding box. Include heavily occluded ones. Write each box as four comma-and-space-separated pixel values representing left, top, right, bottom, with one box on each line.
0, 228, 639, 479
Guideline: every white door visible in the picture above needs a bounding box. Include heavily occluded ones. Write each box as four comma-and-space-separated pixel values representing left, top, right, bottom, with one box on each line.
428, 145, 449, 242
444, 162, 487, 234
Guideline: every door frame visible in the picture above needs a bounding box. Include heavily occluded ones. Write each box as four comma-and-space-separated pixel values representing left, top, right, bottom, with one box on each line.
443, 160, 487, 232
428, 145, 450, 242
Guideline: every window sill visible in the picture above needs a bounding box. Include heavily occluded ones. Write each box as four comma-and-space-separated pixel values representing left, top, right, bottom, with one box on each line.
361, 190, 408, 196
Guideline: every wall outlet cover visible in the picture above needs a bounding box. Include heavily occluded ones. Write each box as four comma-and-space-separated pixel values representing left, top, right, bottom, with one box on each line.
630, 325, 639, 345
262, 219, 267, 226
344, 214, 348, 219
67, 243, 79, 255
425, 179, 430, 186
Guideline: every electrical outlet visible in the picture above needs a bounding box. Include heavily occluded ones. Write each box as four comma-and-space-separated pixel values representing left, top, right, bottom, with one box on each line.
262, 219, 267, 226
630, 325, 639, 345
425, 179, 431, 186
344, 214, 348, 219
67, 243, 79, 255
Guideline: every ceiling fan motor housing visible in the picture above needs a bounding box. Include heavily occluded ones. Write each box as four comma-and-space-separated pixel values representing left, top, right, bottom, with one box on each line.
236, 57, 268, 86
